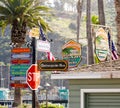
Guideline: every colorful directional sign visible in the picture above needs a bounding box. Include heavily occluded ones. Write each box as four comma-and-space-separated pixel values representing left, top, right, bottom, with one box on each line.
11, 53, 31, 59
11, 47, 31, 81
11, 59, 31, 64
11, 48, 31, 53
10, 83, 28, 88
10, 76, 26, 81
10, 65, 30, 77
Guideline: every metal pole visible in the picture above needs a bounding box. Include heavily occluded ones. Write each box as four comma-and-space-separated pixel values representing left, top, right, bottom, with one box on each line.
46, 89, 48, 108
0, 66, 2, 87
32, 37, 36, 108
0, 65, 4, 88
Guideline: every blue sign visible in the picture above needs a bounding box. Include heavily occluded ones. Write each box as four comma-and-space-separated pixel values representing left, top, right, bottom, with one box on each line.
59, 89, 69, 100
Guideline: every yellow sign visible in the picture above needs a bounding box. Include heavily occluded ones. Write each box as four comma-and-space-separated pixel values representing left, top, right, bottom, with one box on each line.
29, 28, 39, 38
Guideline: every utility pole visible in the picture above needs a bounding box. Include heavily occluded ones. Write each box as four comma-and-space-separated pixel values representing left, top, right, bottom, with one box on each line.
32, 37, 36, 108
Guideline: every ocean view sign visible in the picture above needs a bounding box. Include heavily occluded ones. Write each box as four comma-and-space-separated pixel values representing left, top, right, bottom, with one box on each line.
62, 40, 81, 68
95, 28, 109, 61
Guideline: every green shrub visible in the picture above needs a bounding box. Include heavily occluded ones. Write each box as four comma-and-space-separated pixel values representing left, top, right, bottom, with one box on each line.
0, 105, 8, 108
40, 102, 64, 108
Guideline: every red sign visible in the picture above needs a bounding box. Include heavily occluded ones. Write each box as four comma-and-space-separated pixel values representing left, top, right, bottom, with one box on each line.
10, 83, 28, 88
11, 59, 30, 64
26, 64, 40, 90
11, 48, 31, 53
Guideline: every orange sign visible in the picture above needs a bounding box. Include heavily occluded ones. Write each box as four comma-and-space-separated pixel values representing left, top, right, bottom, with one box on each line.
10, 83, 28, 88
11, 48, 31, 53
62, 40, 81, 56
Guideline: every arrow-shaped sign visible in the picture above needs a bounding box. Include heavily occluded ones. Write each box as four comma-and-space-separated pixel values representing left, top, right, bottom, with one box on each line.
11, 53, 31, 59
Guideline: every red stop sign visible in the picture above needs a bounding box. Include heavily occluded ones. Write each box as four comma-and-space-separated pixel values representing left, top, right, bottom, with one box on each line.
26, 64, 40, 90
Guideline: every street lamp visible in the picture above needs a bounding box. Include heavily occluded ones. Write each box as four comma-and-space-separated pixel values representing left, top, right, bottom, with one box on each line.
0, 63, 5, 88
44, 83, 50, 108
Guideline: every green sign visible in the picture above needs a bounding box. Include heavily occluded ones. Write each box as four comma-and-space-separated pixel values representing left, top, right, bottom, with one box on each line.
10, 65, 30, 76
63, 56, 81, 68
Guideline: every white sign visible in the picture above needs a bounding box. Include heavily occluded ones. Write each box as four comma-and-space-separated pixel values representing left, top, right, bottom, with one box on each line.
11, 53, 31, 58
37, 40, 50, 52
10, 76, 26, 81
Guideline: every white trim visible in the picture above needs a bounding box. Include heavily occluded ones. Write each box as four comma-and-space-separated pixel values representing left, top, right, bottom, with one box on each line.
51, 72, 112, 79
51, 71, 120, 79
80, 89, 120, 108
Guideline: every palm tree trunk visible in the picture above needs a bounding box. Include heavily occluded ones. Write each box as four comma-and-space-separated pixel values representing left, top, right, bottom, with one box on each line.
98, 0, 105, 25
77, 0, 83, 42
11, 21, 27, 107
12, 81, 22, 107
86, 0, 94, 65
114, 0, 120, 55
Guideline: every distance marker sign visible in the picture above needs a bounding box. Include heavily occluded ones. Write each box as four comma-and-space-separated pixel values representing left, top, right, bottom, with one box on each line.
37, 60, 68, 71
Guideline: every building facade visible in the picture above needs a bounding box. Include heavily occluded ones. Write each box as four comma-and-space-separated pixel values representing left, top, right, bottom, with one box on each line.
51, 59, 120, 108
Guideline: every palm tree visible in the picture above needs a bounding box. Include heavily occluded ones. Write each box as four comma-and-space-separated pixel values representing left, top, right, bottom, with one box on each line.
98, 0, 105, 25
114, 0, 120, 56
91, 15, 100, 63
86, 0, 94, 65
0, 0, 50, 47
0, 0, 51, 107
76, 0, 83, 42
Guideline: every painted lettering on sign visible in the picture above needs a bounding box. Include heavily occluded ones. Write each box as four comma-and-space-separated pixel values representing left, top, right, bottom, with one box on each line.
11, 48, 31, 53
11, 53, 31, 59
27, 72, 40, 82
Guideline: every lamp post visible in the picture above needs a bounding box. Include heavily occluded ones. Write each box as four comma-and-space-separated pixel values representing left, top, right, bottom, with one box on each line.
45, 83, 50, 108
0, 63, 5, 88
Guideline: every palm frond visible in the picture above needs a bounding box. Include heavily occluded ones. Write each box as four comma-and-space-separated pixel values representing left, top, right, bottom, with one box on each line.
0, 0, 52, 36
0, 6, 12, 15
